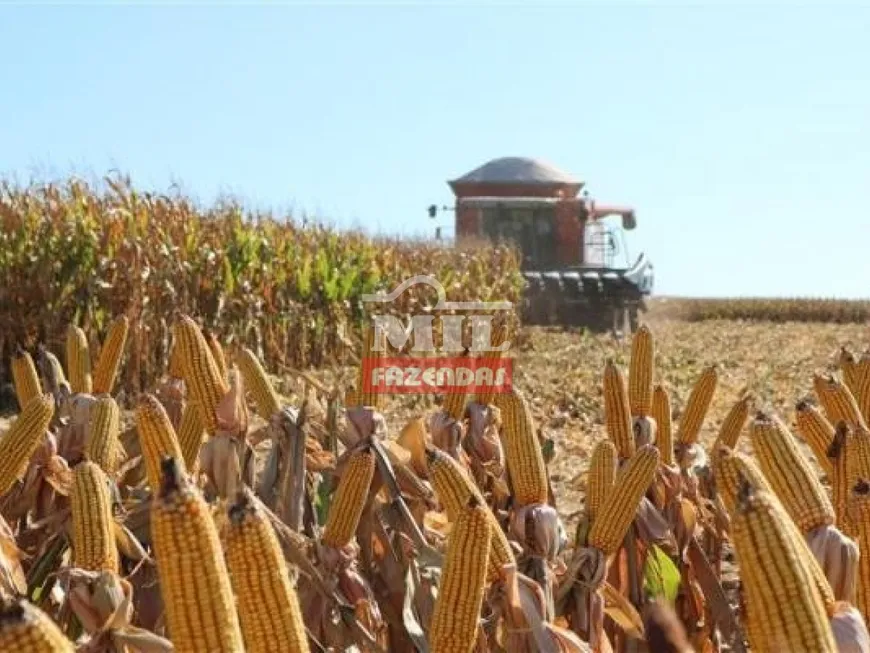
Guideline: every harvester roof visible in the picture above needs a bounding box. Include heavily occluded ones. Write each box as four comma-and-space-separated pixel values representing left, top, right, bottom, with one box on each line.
449, 157, 580, 186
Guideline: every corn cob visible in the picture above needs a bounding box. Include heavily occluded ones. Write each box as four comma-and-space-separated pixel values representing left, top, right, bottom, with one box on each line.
651, 385, 673, 466
498, 388, 549, 506
857, 352, 870, 424
587, 444, 659, 555
177, 401, 205, 471
828, 423, 854, 534
586, 439, 617, 522
731, 481, 837, 652
603, 359, 635, 459
0, 597, 75, 652
814, 373, 867, 431
429, 495, 491, 653
66, 324, 93, 395
426, 446, 515, 579
235, 346, 282, 420
11, 346, 41, 410
675, 365, 717, 445
628, 324, 654, 417
840, 347, 860, 396
442, 390, 467, 421
321, 445, 375, 548
714, 448, 845, 613
173, 315, 230, 436
70, 461, 118, 573
203, 328, 228, 380
151, 457, 244, 652
711, 394, 752, 451
849, 425, 870, 485
224, 489, 310, 653
849, 478, 870, 622
134, 394, 186, 491
749, 412, 835, 533
356, 323, 387, 410
85, 396, 122, 474
91, 315, 128, 395
711, 446, 775, 516
0, 394, 54, 496
168, 339, 185, 380
474, 319, 510, 408
795, 399, 836, 476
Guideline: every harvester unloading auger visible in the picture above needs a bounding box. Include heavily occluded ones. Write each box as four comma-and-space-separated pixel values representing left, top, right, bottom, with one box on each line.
435, 156, 654, 334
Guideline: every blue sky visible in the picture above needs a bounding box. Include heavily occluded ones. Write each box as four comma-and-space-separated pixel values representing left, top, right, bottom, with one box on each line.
1, 3, 868, 298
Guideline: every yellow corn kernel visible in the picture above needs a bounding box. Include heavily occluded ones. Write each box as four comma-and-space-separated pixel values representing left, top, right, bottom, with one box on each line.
849, 479, 870, 623
856, 353, 870, 425
731, 482, 837, 653
203, 327, 228, 380
794, 399, 836, 476
224, 489, 310, 653
177, 401, 205, 472
235, 346, 282, 420
474, 319, 510, 408
151, 457, 245, 652
426, 446, 515, 580
66, 324, 93, 395
711, 394, 753, 451
750, 412, 835, 533
134, 394, 186, 491
676, 365, 718, 445
840, 347, 860, 397
173, 315, 229, 436
498, 388, 549, 506
0, 597, 75, 652
321, 446, 375, 548
827, 423, 855, 534
85, 396, 122, 475
0, 394, 54, 496
603, 359, 635, 459
711, 446, 775, 517
851, 426, 870, 488
587, 444, 659, 555
442, 391, 467, 421
11, 347, 41, 410
357, 324, 387, 410
586, 439, 617, 523
92, 315, 128, 395
628, 324, 654, 417
70, 461, 118, 573
168, 339, 185, 380
429, 495, 491, 653
814, 373, 867, 431
650, 385, 673, 466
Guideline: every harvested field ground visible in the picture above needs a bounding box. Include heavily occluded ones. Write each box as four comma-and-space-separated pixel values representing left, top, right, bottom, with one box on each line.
374, 314, 867, 535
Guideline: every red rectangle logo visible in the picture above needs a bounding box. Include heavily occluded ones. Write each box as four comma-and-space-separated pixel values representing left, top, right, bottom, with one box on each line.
361, 356, 513, 394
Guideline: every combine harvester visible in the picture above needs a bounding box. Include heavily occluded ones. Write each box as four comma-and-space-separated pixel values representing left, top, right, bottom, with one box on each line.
434, 156, 654, 333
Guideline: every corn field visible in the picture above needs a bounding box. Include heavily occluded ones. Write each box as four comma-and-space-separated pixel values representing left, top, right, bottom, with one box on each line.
668, 297, 870, 324
3, 308, 870, 651
0, 175, 524, 399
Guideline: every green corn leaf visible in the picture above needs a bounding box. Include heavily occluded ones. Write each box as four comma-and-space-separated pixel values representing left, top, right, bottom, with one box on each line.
643, 544, 681, 604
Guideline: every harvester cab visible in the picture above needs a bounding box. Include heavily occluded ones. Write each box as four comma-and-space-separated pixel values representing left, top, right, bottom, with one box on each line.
444, 157, 654, 334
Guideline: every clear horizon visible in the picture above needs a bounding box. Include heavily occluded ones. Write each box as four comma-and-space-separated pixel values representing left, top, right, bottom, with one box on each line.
2, 3, 868, 299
